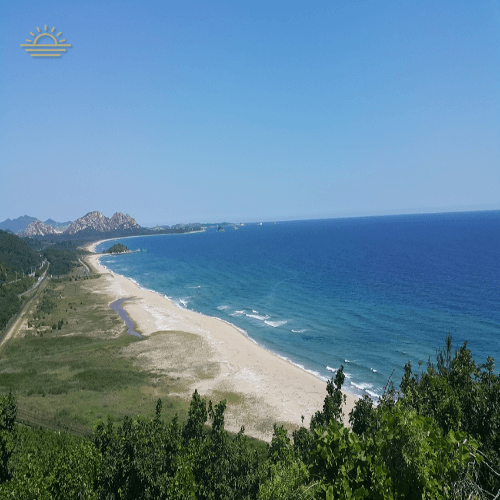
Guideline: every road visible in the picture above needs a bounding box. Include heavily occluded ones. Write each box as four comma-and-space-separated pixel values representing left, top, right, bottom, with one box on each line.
78, 257, 92, 276
18, 265, 49, 298
0, 272, 49, 355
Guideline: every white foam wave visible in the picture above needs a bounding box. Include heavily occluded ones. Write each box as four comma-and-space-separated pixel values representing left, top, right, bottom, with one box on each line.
217, 305, 230, 310
176, 298, 190, 309
252, 310, 258, 313
246, 313, 270, 321
186, 285, 201, 289
229, 310, 245, 317
344, 359, 350, 363
326, 366, 337, 373
291, 329, 307, 333
277, 355, 328, 381
371, 368, 377, 373
366, 389, 381, 399
351, 381, 373, 391
264, 320, 288, 328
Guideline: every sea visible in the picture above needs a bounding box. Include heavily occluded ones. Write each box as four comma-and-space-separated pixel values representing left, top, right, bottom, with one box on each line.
95, 211, 500, 400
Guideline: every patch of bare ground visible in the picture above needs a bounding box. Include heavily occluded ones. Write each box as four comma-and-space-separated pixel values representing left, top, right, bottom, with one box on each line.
121, 331, 219, 388
120, 330, 294, 440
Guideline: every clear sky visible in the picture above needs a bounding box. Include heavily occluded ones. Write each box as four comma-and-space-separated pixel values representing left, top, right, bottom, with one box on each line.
1, 1, 499, 227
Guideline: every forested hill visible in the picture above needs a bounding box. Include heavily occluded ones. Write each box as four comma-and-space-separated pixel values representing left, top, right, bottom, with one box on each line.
0, 230, 43, 272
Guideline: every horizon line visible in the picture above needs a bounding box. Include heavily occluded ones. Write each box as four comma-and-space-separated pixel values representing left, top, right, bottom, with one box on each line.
3, 207, 499, 232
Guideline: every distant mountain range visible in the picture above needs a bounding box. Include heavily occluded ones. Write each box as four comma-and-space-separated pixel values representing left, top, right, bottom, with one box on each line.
0, 216, 72, 234
21, 211, 141, 238
0, 215, 38, 233
44, 219, 73, 231
1, 212, 204, 241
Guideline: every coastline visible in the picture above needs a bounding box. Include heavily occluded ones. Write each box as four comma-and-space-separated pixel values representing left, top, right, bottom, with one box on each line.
85, 238, 357, 440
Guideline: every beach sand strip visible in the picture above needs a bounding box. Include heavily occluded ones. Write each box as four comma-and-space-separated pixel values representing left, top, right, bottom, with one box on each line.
85, 240, 357, 441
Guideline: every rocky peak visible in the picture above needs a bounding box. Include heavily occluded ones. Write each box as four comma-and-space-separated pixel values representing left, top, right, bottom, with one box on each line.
22, 220, 59, 237
109, 212, 141, 230
65, 211, 140, 235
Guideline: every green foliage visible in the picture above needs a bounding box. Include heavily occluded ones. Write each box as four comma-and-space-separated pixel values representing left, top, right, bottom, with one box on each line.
376, 407, 475, 498
92, 394, 264, 499
349, 394, 375, 436
0, 335, 497, 498
0, 231, 42, 273
36, 290, 56, 315
0, 393, 16, 482
258, 458, 312, 500
399, 334, 500, 496
0, 288, 21, 330
182, 389, 208, 443
43, 248, 80, 276
311, 419, 392, 499
1, 426, 101, 499
310, 365, 347, 431
104, 243, 129, 254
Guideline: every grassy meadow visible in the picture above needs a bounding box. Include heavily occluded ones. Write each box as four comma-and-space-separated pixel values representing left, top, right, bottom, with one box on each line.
0, 265, 193, 435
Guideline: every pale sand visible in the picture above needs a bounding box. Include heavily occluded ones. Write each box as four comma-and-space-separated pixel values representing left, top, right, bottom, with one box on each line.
85, 239, 357, 441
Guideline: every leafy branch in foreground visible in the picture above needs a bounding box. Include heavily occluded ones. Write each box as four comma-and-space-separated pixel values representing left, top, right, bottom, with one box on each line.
0, 335, 498, 499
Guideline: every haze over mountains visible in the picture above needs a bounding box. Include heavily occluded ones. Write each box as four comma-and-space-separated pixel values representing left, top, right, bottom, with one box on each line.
0, 212, 141, 237
20, 212, 141, 237
0, 216, 72, 234
0, 215, 38, 233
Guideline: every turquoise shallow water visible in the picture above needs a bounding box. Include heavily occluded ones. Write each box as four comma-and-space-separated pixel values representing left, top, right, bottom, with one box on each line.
96, 212, 500, 399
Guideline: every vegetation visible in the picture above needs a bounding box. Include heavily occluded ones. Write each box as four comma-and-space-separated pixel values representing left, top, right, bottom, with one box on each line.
43, 248, 82, 276
1, 235, 498, 497
0, 336, 497, 498
0, 231, 88, 331
0, 231, 42, 273
0, 259, 37, 331
0, 268, 195, 435
104, 243, 129, 254
0, 288, 21, 331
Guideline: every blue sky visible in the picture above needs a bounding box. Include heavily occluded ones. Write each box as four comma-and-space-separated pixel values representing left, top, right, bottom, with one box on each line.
1, 1, 499, 226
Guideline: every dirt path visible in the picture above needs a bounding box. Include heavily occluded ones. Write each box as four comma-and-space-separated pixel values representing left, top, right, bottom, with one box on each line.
78, 257, 92, 276
0, 275, 49, 355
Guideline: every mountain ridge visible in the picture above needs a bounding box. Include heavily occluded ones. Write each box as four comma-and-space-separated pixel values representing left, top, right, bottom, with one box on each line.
0, 215, 38, 233
22, 211, 141, 238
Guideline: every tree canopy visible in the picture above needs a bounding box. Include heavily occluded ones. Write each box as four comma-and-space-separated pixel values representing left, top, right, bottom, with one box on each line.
104, 243, 129, 254
0, 231, 42, 273
0, 335, 498, 498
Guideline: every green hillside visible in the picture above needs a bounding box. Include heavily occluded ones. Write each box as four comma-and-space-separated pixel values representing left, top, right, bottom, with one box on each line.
0, 231, 43, 273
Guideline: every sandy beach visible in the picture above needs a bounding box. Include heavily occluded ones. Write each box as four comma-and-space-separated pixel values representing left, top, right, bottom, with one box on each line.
85, 239, 357, 441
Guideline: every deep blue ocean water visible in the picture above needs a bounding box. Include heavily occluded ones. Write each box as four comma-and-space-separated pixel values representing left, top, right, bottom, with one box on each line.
96, 211, 500, 399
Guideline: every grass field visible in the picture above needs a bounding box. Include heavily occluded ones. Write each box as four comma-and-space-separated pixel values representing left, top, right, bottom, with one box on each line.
0, 260, 296, 444
0, 266, 193, 435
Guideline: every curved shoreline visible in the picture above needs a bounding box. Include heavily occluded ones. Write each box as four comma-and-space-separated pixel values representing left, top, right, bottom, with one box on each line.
85, 237, 357, 439
88, 237, 334, 385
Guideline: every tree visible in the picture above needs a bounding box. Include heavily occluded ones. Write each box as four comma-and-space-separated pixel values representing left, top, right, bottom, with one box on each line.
310, 366, 346, 431
0, 392, 16, 483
